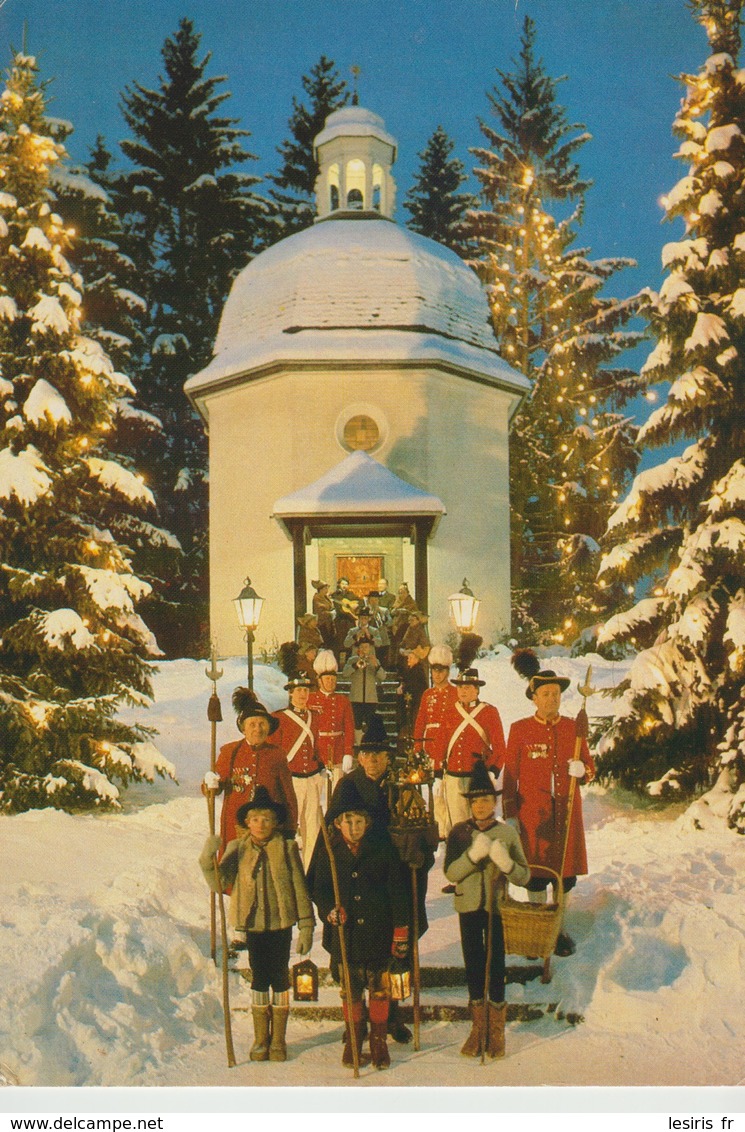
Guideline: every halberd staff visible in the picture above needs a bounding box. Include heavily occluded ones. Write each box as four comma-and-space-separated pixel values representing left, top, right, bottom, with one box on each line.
504, 650, 596, 957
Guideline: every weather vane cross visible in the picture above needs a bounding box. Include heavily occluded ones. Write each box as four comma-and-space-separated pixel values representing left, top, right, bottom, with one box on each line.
350, 65, 361, 105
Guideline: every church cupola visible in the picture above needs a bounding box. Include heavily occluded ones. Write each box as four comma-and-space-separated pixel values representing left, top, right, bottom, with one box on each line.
313, 106, 397, 220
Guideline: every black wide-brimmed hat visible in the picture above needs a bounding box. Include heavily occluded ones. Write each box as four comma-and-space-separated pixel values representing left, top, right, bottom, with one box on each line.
511, 649, 570, 699
232, 687, 280, 734
284, 674, 314, 691
465, 759, 500, 798
236, 785, 287, 828
327, 776, 373, 824
356, 711, 394, 753
452, 667, 486, 687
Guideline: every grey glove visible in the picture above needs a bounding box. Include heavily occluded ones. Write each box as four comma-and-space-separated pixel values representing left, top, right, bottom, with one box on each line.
296, 924, 313, 956
342, 754, 354, 773
489, 838, 514, 874
467, 832, 492, 863
203, 834, 222, 857
568, 759, 586, 779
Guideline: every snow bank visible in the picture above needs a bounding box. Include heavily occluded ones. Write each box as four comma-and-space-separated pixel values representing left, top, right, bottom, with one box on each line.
2, 652, 744, 1088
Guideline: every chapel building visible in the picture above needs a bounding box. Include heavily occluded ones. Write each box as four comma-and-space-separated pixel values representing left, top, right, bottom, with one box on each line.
185, 106, 529, 656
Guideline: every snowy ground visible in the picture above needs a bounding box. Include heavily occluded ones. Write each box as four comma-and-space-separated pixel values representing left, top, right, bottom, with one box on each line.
1, 650, 744, 1090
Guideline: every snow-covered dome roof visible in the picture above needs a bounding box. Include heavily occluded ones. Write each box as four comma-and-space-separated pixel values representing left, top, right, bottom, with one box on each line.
185, 217, 529, 402
314, 106, 397, 156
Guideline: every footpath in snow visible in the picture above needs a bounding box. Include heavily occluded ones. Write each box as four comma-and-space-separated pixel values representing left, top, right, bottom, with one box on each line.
1, 652, 744, 1088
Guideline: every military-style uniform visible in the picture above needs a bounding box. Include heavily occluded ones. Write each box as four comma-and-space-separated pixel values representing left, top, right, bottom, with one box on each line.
439, 700, 506, 836
214, 739, 298, 849
413, 682, 458, 771
503, 714, 595, 880
272, 707, 324, 869
308, 687, 355, 789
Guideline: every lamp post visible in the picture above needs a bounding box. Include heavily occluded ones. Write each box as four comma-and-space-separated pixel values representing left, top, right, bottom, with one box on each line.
448, 578, 480, 635
233, 577, 264, 690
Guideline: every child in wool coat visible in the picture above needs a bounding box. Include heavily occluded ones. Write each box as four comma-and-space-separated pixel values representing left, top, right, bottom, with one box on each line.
201, 785, 314, 1063
444, 760, 530, 1060
307, 776, 409, 1071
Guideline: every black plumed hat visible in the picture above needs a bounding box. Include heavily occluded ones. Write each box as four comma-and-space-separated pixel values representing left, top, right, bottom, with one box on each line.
465, 759, 500, 798
455, 632, 483, 672
232, 687, 279, 735
511, 649, 570, 699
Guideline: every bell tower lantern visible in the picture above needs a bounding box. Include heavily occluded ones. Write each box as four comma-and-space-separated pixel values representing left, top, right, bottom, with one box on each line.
313, 106, 398, 220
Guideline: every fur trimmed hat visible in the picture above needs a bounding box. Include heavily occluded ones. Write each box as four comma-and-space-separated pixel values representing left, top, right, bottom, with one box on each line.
311, 579, 330, 591
313, 649, 338, 675
428, 644, 453, 667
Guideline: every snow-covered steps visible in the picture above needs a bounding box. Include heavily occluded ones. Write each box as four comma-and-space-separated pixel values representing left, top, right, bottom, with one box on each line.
231, 965, 584, 1026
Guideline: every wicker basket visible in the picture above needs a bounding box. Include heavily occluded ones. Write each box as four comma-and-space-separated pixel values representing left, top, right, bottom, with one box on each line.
498, 865, 564, 984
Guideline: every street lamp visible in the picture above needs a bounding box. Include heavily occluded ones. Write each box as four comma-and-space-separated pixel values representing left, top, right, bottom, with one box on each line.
448, 578, 480, 634
233, 576, 264, 690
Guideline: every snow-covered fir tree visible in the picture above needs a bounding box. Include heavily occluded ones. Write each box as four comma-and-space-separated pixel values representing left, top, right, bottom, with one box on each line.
468, 16, 642, 644
115, 19, 267, 653
50, 135, 184, 656
597, 0, 745, 828
403, 124, 476, 258
265, 55, 349, 244
0, 52, 175, 813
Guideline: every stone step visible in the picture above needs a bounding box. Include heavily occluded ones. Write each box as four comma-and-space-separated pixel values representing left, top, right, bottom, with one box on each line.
232, 964, 583, 1026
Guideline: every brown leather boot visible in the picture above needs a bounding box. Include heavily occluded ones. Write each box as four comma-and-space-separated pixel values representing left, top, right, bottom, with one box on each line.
460, 999, 485, 1057
269, 1006, 289, 1062
369, 1020, 390, 1070
342, 1002, 370, 1068
250, 1007, 271, 1061
485, 1000, 506, 1060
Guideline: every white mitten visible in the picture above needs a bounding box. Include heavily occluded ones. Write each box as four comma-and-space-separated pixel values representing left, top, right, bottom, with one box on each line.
203, 771, 220, 791
489, 839, 514, 874
568, 759, 586, 779
467, 832, 492, 863
203, 834, 222, 857
342, 754, 354, 774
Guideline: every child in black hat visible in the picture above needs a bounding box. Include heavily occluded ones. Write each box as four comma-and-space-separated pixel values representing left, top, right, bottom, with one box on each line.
444, 760, 530, 1060
307, 776, 410, 1071
200, 785, 314, 1063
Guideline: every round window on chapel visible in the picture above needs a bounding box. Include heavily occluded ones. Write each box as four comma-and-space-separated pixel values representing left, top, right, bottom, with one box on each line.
343, 414, 380, 452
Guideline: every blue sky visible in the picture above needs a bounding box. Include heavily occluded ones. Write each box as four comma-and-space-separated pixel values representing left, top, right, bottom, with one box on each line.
0, 0, 708, 299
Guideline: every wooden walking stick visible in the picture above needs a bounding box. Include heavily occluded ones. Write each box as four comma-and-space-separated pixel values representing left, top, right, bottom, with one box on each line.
410, 863, 421, 1051
481, 864, 497, 1066
206, 642, 223, 964
317, 806, 360, 1078
205, 795, 236, 1069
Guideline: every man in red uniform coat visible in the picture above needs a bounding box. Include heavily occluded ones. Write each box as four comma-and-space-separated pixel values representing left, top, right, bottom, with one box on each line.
503, 662, 595, 955
204, 690, 298, 851
439, 667, 506, 838
413, 643, 458, 772
273, 675, 324, 869
308, 649, 355, 793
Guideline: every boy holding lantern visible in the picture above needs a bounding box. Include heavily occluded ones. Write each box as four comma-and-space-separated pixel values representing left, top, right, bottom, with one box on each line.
308, 776, 410, 1070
